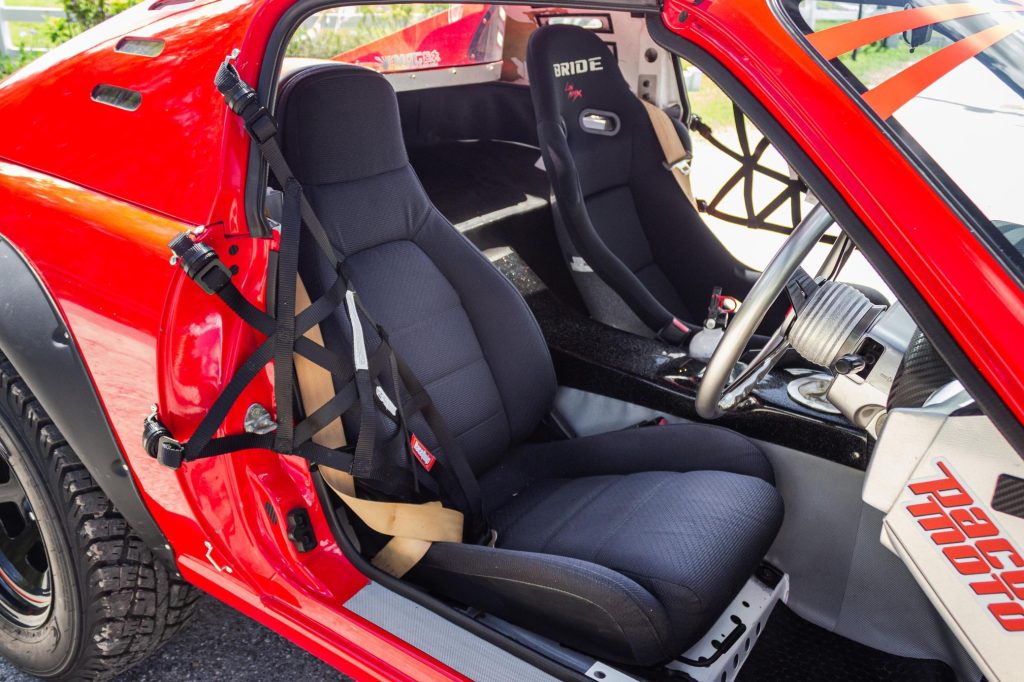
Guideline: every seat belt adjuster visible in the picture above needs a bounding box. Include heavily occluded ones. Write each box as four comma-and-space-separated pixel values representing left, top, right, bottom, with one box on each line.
169, 232, 232, 295
663, 154, 692, 177
242, 105, 278, 145
214, 52, 278, 144
156, 437, 185, 470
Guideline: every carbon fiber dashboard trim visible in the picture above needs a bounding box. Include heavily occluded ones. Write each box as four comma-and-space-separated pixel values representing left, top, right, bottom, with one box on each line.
992, 473, 1024, 520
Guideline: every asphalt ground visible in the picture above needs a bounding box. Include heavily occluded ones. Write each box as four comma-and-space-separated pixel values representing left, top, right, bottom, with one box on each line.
0, 596, 348, 682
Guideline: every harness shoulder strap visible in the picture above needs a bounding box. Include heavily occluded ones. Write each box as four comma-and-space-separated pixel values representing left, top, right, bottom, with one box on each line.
296, 278, 463, 577
641, 99, 697, 209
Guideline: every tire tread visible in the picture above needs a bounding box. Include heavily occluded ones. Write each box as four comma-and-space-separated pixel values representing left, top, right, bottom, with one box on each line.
0, 356, 199, 681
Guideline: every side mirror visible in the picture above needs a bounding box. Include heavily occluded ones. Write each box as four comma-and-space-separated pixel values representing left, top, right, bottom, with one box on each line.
902, 23, 933, 52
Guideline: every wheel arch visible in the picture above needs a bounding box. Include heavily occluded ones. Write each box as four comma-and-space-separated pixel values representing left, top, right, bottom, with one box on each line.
0, 237, 176, 569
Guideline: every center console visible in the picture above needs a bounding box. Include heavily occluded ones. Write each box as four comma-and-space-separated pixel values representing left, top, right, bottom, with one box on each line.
492, 251, 871, 470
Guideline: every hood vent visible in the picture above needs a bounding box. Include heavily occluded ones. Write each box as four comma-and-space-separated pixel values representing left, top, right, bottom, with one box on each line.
115, 37, 164, 57
91, 85, 142, 111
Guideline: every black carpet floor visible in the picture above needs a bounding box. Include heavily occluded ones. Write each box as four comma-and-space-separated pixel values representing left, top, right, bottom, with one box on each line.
737, 605, 956, 682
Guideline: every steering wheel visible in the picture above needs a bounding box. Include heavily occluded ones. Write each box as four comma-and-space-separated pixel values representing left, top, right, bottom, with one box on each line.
695, 205, 837, 420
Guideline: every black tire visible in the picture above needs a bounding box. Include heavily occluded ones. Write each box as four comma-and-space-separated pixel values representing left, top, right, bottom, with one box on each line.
0, 356, 199, 680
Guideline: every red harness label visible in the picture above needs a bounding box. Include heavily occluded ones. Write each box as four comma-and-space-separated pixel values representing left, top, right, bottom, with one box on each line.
410, 434, 436, 472
905, 459, 1024, 632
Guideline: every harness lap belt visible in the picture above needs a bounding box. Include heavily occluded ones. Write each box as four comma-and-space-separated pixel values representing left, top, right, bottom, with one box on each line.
147, 56, 485, 577
641, 100, 697, 209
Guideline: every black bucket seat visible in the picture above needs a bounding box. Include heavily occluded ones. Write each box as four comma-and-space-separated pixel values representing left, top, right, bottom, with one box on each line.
278, 62, 783, 666
528, 24, 753, 341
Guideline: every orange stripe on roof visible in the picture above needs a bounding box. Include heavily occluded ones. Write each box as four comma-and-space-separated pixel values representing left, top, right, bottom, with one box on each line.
863, 20, 1024, 119
807, 3, 1024, 60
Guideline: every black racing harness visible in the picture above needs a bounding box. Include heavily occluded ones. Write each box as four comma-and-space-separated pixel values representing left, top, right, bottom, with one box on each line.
143, 56, 488, 545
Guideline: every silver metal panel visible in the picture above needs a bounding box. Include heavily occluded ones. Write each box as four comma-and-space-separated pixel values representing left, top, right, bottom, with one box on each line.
827, 302, 916, 436
760, 440, 980, 681
345, 583, 558, 682
585, 662, 638, 681
873, 414, 1024, 681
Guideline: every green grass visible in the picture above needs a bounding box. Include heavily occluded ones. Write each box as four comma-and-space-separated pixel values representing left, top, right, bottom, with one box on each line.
835, 41, 940, 88
7, 21, 57, 49
814, 18, 941, 86
287, 26, 359, 59
287, 5, 451, 59
3, 0, 61, 54
686, 67, 738, 132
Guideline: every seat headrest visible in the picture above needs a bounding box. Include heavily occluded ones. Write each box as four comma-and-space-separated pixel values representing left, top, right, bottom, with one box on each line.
527, 24, 633, 125
278, 63, 408, 185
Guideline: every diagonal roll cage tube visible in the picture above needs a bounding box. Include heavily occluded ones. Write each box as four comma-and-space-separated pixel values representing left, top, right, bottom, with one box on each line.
692, 103, 808, 237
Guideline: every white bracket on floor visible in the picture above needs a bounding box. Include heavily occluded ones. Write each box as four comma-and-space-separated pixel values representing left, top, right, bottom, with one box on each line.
666, 572, 789, 682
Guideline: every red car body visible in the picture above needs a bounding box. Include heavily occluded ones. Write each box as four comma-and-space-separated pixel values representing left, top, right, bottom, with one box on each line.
0, 0, 1021, 678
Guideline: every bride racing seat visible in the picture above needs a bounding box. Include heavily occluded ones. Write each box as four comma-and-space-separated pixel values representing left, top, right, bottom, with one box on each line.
278, 63, 783, 666
528, 24, 754, 341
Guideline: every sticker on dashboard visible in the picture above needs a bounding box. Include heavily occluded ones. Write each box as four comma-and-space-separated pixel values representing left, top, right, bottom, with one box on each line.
905, 459, 1024, 632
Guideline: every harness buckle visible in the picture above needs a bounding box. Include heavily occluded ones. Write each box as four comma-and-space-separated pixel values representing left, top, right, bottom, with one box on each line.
658, 318, 691, 346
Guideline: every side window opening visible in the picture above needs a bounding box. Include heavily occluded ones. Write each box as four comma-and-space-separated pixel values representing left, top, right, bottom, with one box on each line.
679, 58, 810, 236
287, 4, 505, 73
676, 55, 891, 296
799, 1, 951, 90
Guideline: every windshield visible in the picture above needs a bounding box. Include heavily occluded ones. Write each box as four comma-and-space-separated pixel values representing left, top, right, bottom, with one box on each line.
781, 0, 1024, 279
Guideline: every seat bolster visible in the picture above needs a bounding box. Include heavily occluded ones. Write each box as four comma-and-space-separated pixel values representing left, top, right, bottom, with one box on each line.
409, 542, 676, 665
482, 423, 775, 510
416, 215, 557, 449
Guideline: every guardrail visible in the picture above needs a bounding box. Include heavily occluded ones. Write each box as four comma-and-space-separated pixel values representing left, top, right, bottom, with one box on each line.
0, 0, 65, 58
